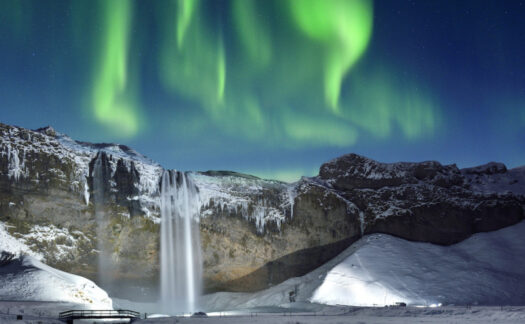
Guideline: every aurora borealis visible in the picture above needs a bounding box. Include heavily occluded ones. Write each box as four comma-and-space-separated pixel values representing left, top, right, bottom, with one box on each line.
1, 0, 524, 181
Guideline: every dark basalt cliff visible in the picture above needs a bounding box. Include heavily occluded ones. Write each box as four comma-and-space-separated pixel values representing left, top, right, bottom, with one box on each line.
0, 123, 524, 299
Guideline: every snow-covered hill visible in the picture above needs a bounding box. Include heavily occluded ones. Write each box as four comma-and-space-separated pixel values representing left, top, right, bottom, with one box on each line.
1, 216, 111, 309
201, 220, 525, 310
0, 252, 112, 309
311, 220, 525, 306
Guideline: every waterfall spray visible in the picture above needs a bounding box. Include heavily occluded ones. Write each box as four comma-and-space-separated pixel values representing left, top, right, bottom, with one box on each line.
160, 170, 202, 314
92, 152, 112, 290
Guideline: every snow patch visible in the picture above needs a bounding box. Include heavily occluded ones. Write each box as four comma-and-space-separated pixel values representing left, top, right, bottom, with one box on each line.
0, 223, 42, 260
193, 173, 290, 234
21, 225, 90, 261
0, 254, 112, 309
201, 220, 525, 310
311, 221, 525, 307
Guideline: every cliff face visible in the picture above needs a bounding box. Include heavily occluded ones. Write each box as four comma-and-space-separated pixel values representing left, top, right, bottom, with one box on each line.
1, 123, 524, 298
195, 173, 361, 292
0, 123, 163, 294
319, 154, 525, 244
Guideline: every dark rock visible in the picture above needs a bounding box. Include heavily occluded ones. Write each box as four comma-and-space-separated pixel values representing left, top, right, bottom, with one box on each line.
199, 170, 261, 180
34, 126, 56, 137
320, 153, 464, 190
319, 153, 414, 190
114, 159, 141, 216
88, 151, 113, 205
462, 162, 508, 175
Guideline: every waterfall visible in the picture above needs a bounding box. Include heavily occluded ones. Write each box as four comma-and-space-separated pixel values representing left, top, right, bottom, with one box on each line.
160, 170, 202, 314
92, 152, 112, 290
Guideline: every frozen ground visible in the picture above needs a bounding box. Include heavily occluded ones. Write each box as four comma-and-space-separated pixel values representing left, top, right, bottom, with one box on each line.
0, 223, 42, 259
1, 303, 525, 324
0, 254, 112, 310
180, 220, 525, 313
0, 301, 79, 323
1, 220, 112, 310
137, 305, 525, 324
310, 220, 525, 307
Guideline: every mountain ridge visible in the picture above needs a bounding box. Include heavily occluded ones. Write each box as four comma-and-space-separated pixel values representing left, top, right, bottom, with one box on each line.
0, 122, 524, 299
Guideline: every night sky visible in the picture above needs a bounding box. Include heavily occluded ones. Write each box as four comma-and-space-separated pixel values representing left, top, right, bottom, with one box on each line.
1, 0, 524, 181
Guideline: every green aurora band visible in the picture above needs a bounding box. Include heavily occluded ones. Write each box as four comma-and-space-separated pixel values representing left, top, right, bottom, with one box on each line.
92, 0, 141, 138
289, 0, 373, 111
160, 0, 226, 109
87, 0, 437, 154
233, 0, 273, 69
4, 0, 525, 181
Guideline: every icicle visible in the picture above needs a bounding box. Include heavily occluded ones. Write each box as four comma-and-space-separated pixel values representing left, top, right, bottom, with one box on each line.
84, 181, 90, 205
287, 186, 296, 220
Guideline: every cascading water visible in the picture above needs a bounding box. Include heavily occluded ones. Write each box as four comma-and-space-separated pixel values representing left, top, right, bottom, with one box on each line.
160, 170, 202, 314
92, 152, 112, 290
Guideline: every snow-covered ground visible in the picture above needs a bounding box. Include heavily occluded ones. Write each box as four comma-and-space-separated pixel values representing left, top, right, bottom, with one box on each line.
311, 221, 525, 307
3, 221, 525, 323
136, 305, 525, 324
0, 301, 80, 323
0, 253, 112, 309
0, 223, 42, 259
196, 220, 525, 311
115, 220, 525, 317
2, 303, 525, 324
0, 219, 114, 318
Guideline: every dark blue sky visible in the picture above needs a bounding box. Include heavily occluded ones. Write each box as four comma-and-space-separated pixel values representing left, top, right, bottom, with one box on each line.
1, 0, 524, 181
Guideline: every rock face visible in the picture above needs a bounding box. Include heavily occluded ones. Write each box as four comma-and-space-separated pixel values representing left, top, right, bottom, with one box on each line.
0, 123, 524, 299
319, 153, 525, 245
195, 174, 361, 292
319, 153, 464, 190
0, 123, 163, 296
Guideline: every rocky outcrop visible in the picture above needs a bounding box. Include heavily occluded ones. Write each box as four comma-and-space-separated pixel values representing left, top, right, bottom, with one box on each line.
319, 153, 464, 190
1, 123, 524, 299
320, 153, 525, 245
0, 123, 162, 296
462, 162, 507, 175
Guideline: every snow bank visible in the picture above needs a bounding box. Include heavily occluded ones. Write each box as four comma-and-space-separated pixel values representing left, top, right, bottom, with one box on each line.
0, 223, 42, 259
0, 254, 112, 309
202, 221, 525, 311
311, 220, 525, 306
